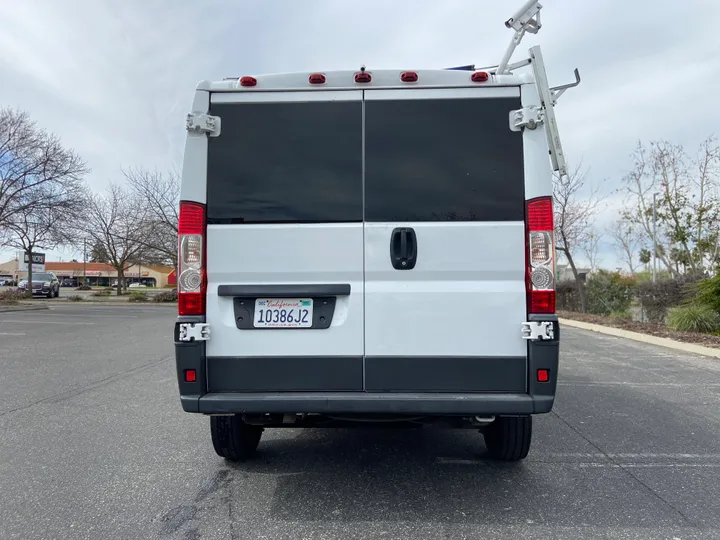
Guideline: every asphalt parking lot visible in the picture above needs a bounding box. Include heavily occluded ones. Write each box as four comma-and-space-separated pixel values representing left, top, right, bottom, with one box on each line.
1, 305, 719, 539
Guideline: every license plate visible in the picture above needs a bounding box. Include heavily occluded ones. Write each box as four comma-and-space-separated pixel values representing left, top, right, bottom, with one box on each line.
253, 298, 313, 328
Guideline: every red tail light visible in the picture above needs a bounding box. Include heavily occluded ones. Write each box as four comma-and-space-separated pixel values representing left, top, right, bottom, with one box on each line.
525, 197, 555, 314
309, 73, 326, 84
400, 71, 418, 82
184, 369, 197, 383
354, 71, 372, 83
178, 201, 207, 316
471, 71, 489, 83
240, 76, 257, 87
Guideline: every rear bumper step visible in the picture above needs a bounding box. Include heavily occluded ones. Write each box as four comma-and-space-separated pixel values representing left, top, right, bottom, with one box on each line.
184, 392, 554, 415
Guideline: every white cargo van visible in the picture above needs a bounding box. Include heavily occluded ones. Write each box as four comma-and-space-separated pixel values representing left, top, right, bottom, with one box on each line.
175, 1, 576, 462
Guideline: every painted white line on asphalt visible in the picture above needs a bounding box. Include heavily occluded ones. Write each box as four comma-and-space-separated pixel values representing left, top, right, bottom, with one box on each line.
40, 313, 137, 319
558, 381, 720, 388
436, 457, 482, 465
578, 463, 720, 468
0, 332, 26, 336
0, 319, 94, 326
545, 453, 720, 459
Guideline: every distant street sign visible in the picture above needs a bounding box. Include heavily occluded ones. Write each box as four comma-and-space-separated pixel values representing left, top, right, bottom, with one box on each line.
18, 252, 46, 272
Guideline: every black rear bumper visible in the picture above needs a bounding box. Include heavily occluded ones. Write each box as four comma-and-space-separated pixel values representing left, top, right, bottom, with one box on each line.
174, 315, 560, 417
186, 392, 554, 415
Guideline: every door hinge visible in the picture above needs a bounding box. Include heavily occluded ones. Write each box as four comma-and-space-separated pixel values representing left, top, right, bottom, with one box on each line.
522, 321, 555, 341
186, 113, 221, 137
178, 322, 211, 342
510, 107, 544, 131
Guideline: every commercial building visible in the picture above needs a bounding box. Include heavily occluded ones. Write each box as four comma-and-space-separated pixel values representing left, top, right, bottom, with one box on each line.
0, 258, 175, 288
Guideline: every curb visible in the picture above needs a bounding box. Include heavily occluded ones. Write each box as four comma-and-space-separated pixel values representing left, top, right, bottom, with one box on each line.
559, 318, 720, 359
0, 304, 50, 313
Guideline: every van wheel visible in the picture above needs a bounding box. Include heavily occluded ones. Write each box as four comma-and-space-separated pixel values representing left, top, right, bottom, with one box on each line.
483, 416, 532, 462
210, 415, 263, 462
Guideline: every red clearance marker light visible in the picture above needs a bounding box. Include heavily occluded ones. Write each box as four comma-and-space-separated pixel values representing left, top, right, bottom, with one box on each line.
309, 73, 326, 84
471, 71, 489, 83
184, 369, 197, 383
537, 369, 550, 383
400, 71, 418, 82
240, 76, 257, 87
354, 71, 372, 83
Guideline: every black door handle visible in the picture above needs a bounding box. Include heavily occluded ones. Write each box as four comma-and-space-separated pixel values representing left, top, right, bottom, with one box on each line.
390, 227, 417, 270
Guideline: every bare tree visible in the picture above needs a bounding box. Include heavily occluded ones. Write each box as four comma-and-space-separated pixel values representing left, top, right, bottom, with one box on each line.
608, 218, 645, 275
581, 228, 602, 274
3, 182, 85, 287
0, 108, 88, 236
554, 164, 605, 312
76, 185, 153, 296
124, 167, 179, 269
622, 138, 720, 276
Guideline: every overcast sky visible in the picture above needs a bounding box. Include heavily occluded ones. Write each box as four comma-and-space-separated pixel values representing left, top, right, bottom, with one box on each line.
1, 0, 719, 268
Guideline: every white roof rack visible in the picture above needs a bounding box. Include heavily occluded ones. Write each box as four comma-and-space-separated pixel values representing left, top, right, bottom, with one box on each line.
489, 0, 582, 177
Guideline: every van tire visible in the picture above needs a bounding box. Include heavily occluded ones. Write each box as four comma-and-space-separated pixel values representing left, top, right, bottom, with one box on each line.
483, 416, 532, 462
210, 415, 263, 462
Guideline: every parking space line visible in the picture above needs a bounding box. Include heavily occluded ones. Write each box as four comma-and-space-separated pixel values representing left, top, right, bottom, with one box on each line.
545, 452, 720, 459
40, 313, 137, 319
0, 319, 94, 326
578, 463, 720, 468
0, 332, 26, 336
558, 381, 720, 388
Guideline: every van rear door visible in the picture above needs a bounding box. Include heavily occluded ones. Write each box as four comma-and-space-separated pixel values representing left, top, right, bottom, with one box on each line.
362, 88, 528, 393
204, 91, 365, 393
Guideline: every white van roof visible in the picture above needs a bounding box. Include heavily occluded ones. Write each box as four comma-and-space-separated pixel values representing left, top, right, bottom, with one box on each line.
198, 69, 536, 93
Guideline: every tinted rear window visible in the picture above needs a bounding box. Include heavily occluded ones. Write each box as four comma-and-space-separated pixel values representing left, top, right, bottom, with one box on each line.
207, 101, 363, 224
365, 97, 524, 222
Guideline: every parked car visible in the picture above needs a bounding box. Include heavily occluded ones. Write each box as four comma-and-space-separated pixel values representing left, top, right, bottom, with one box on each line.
61, 278, 79, 287
17, 272, 61, 298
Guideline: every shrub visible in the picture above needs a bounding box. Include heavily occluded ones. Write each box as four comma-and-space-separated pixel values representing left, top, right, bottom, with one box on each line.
694, 275, 720, 315
76, 285, 91, 291
609, 310, 633, 321
92, 291, 111, 297
0, 289, 29, 305
128, 292, 148, 303
585, 270, 636, 316
67, 295, 84, 302
556, 280, 582, 312
153, 290, 178, 303
636, 275, 700, 323
666, 305, 720, 333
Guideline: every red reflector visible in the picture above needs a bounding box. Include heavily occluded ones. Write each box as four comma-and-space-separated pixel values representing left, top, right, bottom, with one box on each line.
530, 290, 556, 314
184, 369, 197, 383
179, 292, 204, 316
354, 72, 372, 83
471, 71, 489, 82
309, 73, 326, 84
178, 202, 205, 235
400, 71, 418, 82
240, 76, 257, 87
526, 197, 554, 231
537, 369, 550, 383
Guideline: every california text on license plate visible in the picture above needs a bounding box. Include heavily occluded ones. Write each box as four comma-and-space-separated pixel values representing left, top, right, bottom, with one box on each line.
253, 298, 313, 328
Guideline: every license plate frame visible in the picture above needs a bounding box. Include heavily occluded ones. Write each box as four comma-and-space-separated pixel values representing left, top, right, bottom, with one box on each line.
253, 298, 314, 329
232, 296, 337, 330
